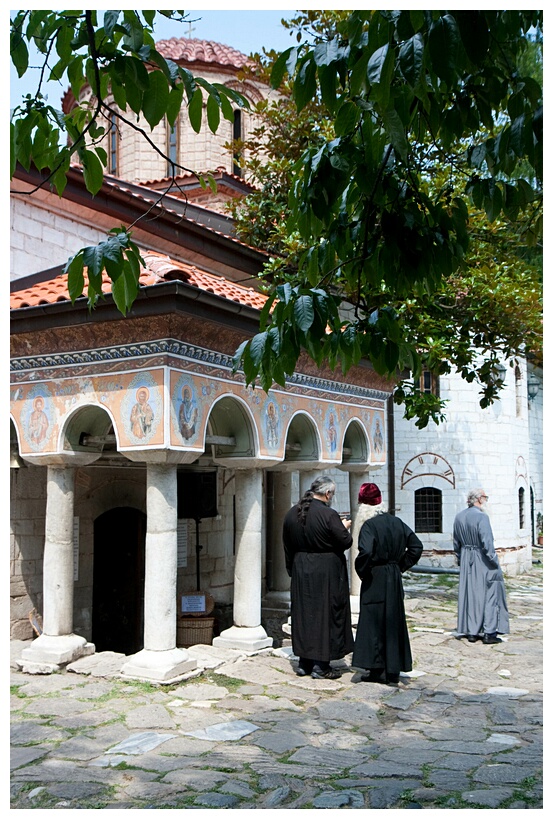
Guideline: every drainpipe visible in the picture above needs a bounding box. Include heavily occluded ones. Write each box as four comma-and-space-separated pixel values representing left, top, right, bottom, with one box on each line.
387, 395, 396, 515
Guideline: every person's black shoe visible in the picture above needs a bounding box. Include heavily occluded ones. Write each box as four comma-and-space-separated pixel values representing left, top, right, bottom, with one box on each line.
311, 667, 341, 680
386, 673, 400, 684
483, 633, 502, 644
467, 635, 479, 643
360, 669, 386, 683
296, 667, 309, 676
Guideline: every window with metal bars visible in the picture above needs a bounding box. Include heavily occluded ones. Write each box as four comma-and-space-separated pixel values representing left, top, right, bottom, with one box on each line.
414, 487, 442, 533
518, 487, 525, 529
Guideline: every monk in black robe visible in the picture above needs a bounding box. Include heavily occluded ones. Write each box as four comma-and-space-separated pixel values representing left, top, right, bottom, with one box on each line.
352, 482, 423, 684
283, 476, 354, 679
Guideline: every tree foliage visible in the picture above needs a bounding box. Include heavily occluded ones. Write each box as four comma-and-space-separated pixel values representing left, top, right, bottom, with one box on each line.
10, 10, 543, 426
231, 9, 542, 424
10, 9, 249, 313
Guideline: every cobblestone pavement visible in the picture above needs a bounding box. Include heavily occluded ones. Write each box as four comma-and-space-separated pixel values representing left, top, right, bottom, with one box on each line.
10, 555, 543, 810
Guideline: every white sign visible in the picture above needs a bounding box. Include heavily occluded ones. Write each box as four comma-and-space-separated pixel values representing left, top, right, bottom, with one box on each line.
181, 594, 206, 614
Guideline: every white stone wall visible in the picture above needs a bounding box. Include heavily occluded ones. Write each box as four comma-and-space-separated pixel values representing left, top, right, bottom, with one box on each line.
527, 364, 543, 543
10, 196, 106, 281
391, 361, 534, 575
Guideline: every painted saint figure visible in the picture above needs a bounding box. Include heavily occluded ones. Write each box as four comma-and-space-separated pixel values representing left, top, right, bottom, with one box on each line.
179, 385, 198, 440
29, 396, 49, 445
130, 387, 154, 439
265, 402, 279, 447
373, 418, 384, 453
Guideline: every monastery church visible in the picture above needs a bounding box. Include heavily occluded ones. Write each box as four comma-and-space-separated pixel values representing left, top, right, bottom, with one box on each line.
10, 38, 543, 683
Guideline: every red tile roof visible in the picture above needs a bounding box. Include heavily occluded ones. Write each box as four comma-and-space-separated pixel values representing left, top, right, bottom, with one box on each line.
156, 38, 255, 70
10, 251, 267, 312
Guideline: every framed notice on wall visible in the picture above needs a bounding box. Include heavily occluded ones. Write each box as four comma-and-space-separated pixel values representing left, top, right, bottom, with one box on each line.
181, 593, 206, 614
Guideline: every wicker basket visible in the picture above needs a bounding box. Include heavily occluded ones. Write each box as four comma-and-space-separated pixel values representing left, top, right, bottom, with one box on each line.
177, 616, 215, 648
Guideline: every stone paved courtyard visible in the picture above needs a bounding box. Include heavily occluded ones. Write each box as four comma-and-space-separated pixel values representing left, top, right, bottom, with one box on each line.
10, 554, 543, 809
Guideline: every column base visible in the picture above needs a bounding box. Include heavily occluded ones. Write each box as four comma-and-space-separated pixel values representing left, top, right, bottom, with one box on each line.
20, 633, 91, 666
120, 647, 197, 683
213, 625, 273, 652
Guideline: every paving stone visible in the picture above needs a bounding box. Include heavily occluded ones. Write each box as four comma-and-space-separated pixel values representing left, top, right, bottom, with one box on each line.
250, 728, 309, 753
473, 763, 537, 785
56, 707, 121, 729
125, 704, 177, 730
312, 789, 366, 808
11, 746, 49, 770
350, 760, 424, 778
367, 779, 423, 809
383, 689, 422, 710
67, 652, 126, 676
170, 682, 229, 701
312, 699, 380, 724
24, 697, 92, 717
461, 787, 516, 807
45, 782, 106, 800
288, 746, 370, 770
11, 721, 68, 745
163, 769, 229, 791
425, 768, 471, 790
261, 785, 291, 806
219, 779, 257, 798
193, 791, 240, 807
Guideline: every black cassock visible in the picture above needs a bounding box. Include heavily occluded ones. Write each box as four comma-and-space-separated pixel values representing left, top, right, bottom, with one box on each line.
352, 512, 423, 675
283, 498, 354, 663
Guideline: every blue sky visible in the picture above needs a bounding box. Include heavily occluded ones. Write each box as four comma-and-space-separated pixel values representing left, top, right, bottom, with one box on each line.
10, 9, 302, 110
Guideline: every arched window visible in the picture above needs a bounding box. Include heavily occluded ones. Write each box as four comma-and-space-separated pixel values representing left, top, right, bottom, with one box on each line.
166, 119, 179, 176
415, 487, 442, 533
518, 487, 525, 529
108, 112, 118, 175
232, 109, 242, 177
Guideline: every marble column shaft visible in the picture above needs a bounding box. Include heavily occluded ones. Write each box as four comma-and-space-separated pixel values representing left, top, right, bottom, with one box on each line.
43, 465, 76, 636
233, 469, 264, 627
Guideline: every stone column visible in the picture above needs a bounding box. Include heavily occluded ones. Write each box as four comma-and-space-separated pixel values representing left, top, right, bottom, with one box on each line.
213, 468, 272, 650
21, 465, 88, 666
348, 472, 362, 615
270, 471, 293, 592
121, 463, 196, 682
300, 468, 323, 497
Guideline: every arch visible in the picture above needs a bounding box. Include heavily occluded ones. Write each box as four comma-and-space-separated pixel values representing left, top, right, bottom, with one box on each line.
282, 411, 322, 465
401, 452, 455, 489
61, 403, 117, 455
224, 79, 264, 105
204, 394, 258, 459
341, 418, 370, 466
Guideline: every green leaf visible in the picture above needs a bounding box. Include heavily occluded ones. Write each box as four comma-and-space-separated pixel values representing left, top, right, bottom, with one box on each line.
428, 14, 460, 86
188, 87, 203, 133
111, 261, 139, 315
294, 56, 317, 112
143, 69, 169, 129
455, 11, 489, 65
248, 332, 268, 367
81, 149, 104, 196
271, 46, 297, 89
64, 252, 85, 303
294, 294, 315, 331
398, 34, 424, 88
206, 93, 221, 133
10, 30, 28, 78
382, 108, 408, 161
334, 101, 359, 137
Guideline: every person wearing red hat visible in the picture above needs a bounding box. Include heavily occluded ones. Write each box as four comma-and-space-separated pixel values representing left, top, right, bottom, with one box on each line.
352, 482, 423, 684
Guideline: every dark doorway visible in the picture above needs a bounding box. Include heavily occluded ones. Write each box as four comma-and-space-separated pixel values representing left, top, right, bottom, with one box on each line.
92, 507, 146, 655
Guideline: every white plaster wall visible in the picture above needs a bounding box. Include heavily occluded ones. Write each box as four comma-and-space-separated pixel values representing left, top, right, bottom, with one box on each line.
392, 361, 533, 574
527, 364, 543, 541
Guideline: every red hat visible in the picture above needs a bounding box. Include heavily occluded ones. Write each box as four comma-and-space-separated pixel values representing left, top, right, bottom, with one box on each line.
358, 482, 382, 506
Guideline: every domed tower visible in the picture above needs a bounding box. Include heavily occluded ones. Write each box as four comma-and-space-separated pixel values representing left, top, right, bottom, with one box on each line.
62, 37, 277, 186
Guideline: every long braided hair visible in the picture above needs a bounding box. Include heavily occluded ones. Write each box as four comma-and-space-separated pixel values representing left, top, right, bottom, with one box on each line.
297, 476, 336, 525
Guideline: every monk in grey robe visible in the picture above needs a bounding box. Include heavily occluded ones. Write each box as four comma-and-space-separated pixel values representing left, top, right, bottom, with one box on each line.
453, 488, 509, 644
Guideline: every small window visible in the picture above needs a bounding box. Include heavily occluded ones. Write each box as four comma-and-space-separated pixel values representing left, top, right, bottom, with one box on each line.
518, 487, 525, 529
232, 109, 242, 177
166, 119, 179, 176
415, 487, 442, 533
108, 112, 118, 175
418, 370, 440, 396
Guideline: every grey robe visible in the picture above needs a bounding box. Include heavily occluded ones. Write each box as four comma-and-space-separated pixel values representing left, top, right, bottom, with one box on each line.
453, 505, 510, 637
